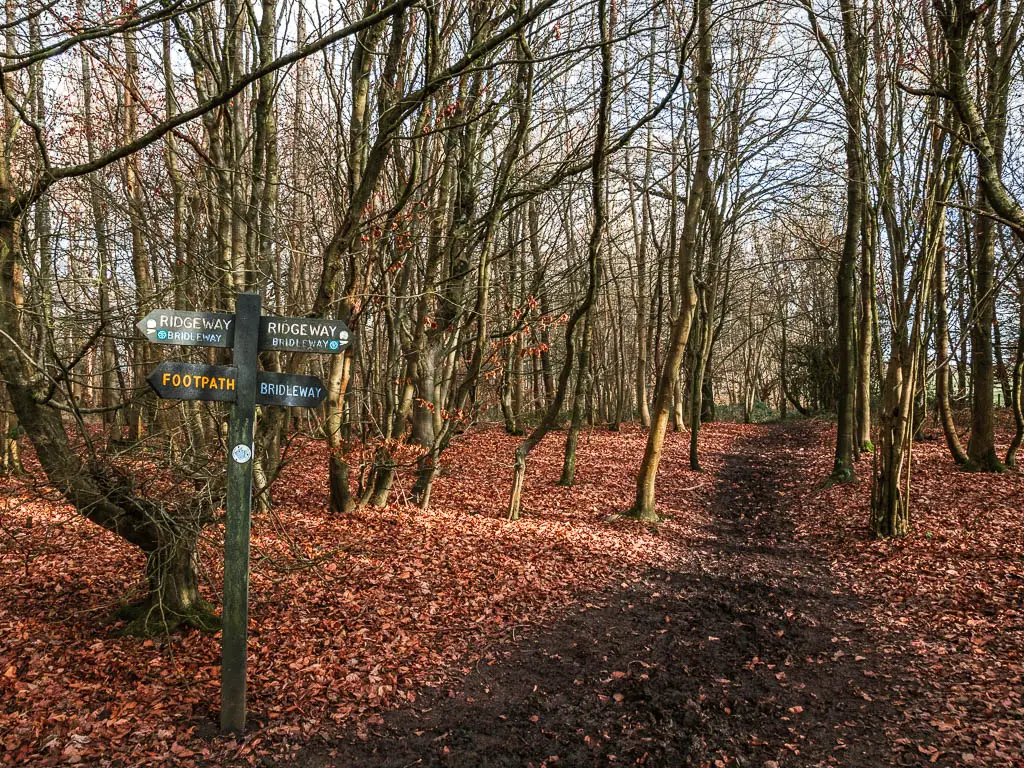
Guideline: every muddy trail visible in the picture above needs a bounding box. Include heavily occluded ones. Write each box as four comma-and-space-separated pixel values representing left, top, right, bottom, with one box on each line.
299, 424, 941, 767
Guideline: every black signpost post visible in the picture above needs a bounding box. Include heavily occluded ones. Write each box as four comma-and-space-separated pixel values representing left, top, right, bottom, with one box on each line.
141, 292, 347, 734
221, 292, 260, 735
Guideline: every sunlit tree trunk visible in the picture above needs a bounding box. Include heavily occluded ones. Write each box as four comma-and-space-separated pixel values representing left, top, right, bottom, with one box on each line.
508, 0, 608, 520
857, 196, 876, 453
933, 212, 969, 465
628, 0, 713, 520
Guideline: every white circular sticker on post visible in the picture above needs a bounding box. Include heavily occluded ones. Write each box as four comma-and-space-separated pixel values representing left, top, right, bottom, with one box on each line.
232, 444, 253, 464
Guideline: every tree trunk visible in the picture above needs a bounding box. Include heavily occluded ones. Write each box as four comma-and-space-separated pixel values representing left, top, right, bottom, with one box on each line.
966, 205, 999, 468
628, 0, 712, 520
967, 209, 1003, 471
934, 237, 969, 465
832, 0, 866, 482
507, 0, 608, 520
558, 308, 593, 486
120, 529, 216, 636
1006, 275, 1024, 467
0, 215, 214, 634
0, 386, 22, 475
994, 317, 1012, 406
870, 351, 914, 538
327, 352, 355, 514
857, 197, 876, 452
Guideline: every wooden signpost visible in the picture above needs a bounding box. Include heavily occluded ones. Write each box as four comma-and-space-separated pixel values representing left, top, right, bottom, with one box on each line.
139, 293, 348, 734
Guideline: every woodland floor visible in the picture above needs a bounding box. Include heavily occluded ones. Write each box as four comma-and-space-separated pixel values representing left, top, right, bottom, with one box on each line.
1, 420, 1022, 767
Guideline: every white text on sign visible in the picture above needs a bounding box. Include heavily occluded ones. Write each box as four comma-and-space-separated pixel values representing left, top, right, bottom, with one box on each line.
258, 381, 324, 399
263, 320, 348, 339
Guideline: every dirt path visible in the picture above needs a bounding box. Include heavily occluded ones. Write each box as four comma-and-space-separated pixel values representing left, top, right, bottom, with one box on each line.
298, 424, 940, 767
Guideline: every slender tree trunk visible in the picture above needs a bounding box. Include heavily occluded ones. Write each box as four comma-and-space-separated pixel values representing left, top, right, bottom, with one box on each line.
508, 0, 609, 520
636, 36, 656, 430
857, 198, 876, 452
1006, 275, 1024, 467
994, 317, 1012, 406
502, 218, 522, 435
82, 41, 120, 434
558, 303, 593, 485
628, 0, 713, 520
0, 385, 21, 475
688, 314, 709, 470
124, 29, 155, 441
968, 208, 1003, 470
832, 0, 866, 481
934, 232, 969, 465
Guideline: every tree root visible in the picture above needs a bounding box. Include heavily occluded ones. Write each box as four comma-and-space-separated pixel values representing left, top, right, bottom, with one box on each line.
115, 597, 221, 637
618, 506, 661, 523
964, 456, 1006, 473
821, 467, 856, 488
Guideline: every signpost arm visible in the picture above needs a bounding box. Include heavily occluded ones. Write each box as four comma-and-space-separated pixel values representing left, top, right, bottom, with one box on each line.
221, 292, 261, 734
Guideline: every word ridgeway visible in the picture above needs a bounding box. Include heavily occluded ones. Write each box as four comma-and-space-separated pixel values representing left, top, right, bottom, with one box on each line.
138, 310, 236, 348
155, 314, 233, 331
263, 320, 347, 339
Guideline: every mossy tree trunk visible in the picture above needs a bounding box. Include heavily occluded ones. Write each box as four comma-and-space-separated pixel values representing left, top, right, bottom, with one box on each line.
937, 0, 1024, 471
2, 212, 215, 633
1006, 274, 1024, 467
123, 528, 217, 635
